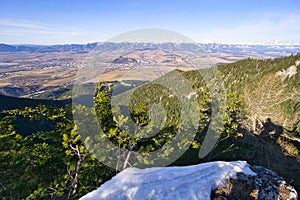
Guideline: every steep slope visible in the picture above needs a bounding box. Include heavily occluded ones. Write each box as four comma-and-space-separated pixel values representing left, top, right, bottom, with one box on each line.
218, 53, 300, 133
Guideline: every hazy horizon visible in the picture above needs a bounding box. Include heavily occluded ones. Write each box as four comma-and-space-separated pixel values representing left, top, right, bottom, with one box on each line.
3, 39, 300, 46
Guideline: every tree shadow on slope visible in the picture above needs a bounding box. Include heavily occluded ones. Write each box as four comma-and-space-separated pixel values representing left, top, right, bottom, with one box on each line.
208, 118, 300, 194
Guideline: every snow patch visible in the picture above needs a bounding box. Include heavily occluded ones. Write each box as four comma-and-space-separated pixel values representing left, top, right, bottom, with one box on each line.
80, 161, 256, 200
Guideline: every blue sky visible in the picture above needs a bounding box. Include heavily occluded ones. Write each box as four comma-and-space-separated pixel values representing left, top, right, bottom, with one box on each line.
1, 0, 300, 44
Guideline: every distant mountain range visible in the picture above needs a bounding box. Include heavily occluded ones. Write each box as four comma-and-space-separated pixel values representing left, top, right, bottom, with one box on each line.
0, 43, 98, 53
1, 42, 300, 55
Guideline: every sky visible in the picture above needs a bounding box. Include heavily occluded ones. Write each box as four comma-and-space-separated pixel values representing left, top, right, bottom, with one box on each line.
0, 0, 300, 44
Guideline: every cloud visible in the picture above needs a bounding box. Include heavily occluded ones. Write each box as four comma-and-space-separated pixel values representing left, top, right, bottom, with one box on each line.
0, 19, 86, 37
0, 19, 50, 30
199, 13, 300, 43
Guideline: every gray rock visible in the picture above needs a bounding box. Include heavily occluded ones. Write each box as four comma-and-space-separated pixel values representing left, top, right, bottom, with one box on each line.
212, 165, 298, 200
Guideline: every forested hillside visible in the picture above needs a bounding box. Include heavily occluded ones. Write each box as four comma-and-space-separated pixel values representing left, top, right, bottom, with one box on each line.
1, 53, 300, 199
219, 53, 300, 134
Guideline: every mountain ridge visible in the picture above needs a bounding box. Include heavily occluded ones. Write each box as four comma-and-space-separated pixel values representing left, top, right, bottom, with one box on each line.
1, 42, 300, 55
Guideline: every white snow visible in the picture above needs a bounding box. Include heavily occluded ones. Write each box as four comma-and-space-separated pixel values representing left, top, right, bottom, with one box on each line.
80, 161, 256, 200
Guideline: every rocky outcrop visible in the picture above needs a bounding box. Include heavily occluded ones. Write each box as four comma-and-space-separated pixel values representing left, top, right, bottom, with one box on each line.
212, 165, 298, 200
275, 60, 299, 81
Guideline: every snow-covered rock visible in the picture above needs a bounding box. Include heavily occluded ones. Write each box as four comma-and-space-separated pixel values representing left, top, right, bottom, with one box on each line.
80, 161, 256, 200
